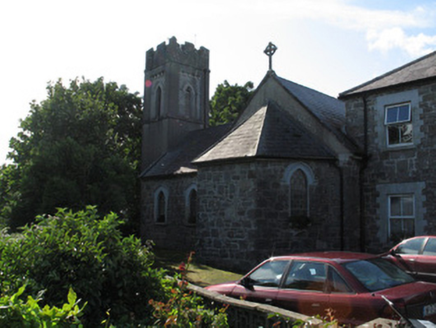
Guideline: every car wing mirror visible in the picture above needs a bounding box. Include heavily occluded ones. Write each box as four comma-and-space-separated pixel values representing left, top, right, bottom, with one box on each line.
390, 249, 400, 257
240, 277, 255, 290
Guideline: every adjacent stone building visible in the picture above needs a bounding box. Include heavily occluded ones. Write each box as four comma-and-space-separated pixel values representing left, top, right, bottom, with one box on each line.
340, 52, 436, 252
140, 37, 436, 272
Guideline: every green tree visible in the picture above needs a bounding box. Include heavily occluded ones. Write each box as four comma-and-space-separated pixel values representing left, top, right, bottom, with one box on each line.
5, 78, 142, 231
0, 164, 20, 228
209, 80, 254, 126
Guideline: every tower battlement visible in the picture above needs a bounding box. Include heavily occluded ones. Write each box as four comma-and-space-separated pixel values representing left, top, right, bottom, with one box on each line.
146, 36, 209, 71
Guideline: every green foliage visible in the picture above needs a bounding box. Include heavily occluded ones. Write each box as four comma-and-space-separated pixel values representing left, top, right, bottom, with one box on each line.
149, 252, 229, 327
0, 286, 84, 327
209, 80, 254, 126
4, 78, 142, 231
0, 164, 20, 228
0, 206, 166, 327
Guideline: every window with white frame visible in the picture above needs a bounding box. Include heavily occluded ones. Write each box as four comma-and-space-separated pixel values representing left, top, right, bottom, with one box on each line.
389, 194, 415, 242
385, 103, 412, 146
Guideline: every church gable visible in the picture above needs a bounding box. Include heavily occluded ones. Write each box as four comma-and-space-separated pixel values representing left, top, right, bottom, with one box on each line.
258, 102, 335, 159
237, 72, 357, 157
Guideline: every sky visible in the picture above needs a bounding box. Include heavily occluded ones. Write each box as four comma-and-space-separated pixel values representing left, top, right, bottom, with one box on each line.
1, 0, 436, 164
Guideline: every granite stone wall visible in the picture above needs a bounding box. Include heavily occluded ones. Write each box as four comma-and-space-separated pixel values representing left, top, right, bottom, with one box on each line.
140, 174, 198, 251
141, 157, 361, 272
344, 82, 436, 252
195, 159, 349, 272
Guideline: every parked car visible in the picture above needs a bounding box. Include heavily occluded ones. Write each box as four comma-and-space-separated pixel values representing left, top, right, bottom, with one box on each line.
384, 236, 436, 283
205, 252, 436, 325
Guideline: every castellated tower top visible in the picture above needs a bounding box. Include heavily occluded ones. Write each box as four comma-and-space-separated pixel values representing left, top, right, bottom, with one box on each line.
146, 36, 209, 71
141, 37, 210, 171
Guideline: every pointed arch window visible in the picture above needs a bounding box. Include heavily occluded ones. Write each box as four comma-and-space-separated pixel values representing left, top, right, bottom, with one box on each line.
185, 185, 197, 225
284, 163, 315, 229
290, 169, 308, 218
154, 187, 168, 224
187, 188, 197, 225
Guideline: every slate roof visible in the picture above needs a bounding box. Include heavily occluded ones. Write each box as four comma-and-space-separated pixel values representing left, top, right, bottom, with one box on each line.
273, 75, 356, 152
340, 50, 436, 97
276, 75, 345, 130
140, 124, 231, 178
142, 73, 358, 176
194, 101, 335, 163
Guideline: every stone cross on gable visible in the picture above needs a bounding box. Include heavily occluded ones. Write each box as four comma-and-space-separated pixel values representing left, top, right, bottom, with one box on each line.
264, 42, 277, 72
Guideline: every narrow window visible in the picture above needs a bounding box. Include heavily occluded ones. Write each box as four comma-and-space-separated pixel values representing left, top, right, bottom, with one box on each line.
385, 103, 412, 146
156, 190, 166, 223
155, 86, 162, 119
187, 189, 197, 225
185, 86, 195, 118
290, 169, 308, 217
389, 195, 414, 242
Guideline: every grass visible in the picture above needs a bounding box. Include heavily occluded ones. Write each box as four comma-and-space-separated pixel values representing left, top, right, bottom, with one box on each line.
153, 248, 243, 287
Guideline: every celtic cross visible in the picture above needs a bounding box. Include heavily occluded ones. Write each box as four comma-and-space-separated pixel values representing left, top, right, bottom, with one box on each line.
264, 42, 277, 71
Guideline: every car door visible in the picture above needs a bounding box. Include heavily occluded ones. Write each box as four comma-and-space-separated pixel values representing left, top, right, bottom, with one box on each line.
230, 259, 290, 306
414, 237, 436, 282
275, 260, 330, 317
392, 237, 426, 276
325, 266, 380, 324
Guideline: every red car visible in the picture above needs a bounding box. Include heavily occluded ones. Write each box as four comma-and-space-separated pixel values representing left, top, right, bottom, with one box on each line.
205, 252, 436, 325
385, 236, 436, 283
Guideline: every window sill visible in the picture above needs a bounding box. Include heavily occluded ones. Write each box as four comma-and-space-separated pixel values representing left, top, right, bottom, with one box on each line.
384, 144, 415, 152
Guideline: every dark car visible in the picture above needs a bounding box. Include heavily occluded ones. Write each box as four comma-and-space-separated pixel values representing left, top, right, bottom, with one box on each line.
385, 236, 436, 283
205, 252, 436, 325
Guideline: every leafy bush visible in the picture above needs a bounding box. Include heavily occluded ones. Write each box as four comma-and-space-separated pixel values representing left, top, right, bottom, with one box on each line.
0, 286, 84, 327
149, 252, 229, 327
0, 206, 166, 327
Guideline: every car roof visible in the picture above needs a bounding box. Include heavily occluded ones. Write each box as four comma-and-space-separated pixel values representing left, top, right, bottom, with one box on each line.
400, 235, 436, 241
270, 251, 377, 264
393, 235, 436, 246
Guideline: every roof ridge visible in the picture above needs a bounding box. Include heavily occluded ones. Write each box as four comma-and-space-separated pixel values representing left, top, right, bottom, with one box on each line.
275, 75, 338, 101
339, 50, 436, 97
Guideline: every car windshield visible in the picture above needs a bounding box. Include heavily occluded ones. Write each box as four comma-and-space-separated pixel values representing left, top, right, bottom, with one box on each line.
343, 258, 414, 292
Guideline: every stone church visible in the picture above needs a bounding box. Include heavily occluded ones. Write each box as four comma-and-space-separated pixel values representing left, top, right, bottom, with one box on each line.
140, 37, 436, 272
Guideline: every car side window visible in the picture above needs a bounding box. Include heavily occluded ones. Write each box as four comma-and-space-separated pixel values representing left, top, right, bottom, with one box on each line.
329, 268, 353, 293
248, 260, 289, 287
396, 238, 424, 255
283, 261, 326, 291
423, 238, 436, 256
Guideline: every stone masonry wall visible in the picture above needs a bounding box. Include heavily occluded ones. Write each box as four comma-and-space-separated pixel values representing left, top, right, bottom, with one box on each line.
140, 174, 198, 251
345, 82, 436, 252
196, 159, 346, 273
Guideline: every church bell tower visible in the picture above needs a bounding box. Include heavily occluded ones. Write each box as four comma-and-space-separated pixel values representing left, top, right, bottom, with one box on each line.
141, 37, 210, 170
